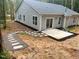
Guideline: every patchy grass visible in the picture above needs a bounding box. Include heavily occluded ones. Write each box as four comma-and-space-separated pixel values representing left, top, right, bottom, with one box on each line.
18, 32, 27, 35
0, 50, 11, 59
2, 21, 79, 59
67, 26, 79, 32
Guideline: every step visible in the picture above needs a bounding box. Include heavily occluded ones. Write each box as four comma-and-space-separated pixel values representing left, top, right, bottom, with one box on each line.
12, 42, 20, 46
9, 40, 18, 43
8, 37, 14, 40
9, 39, 17, 41
13, 45, 23, 50
8, 35, 13, 37
8, 38, 15, 40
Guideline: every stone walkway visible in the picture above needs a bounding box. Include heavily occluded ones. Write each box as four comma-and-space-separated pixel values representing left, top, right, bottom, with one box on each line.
3, 32, 27, 51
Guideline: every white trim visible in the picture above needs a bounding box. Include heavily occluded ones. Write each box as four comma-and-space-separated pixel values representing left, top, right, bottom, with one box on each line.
33, 15, 38, 25
39, 16, 42, 31
77, 17, 79, 25
45, 17, 54, 29
63, 16, 67, 29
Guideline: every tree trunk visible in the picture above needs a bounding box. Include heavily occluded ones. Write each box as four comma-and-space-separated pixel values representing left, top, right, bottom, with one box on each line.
71, 0, 74, 10
3, 0, 6, 29
9, 0, 15, 20
0, 29, 3, 52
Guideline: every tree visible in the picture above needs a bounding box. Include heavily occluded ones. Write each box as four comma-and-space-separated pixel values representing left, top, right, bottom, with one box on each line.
36, 0, 79, 12
0, 0, 6, 52
0, 29, 2, 51
0, 0, 6, 29
8, 0, 15, 20
15, 0, 23, 12
71, 0, 74, 10
74, 0, 79, 12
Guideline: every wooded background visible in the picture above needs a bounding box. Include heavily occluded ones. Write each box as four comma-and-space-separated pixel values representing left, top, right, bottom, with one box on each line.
37, 0, 79, 12
0, 0, 79, 28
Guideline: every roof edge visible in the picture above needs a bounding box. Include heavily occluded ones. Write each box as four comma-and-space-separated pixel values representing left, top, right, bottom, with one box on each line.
24, 0, 40, 15
15, 0, 24, 12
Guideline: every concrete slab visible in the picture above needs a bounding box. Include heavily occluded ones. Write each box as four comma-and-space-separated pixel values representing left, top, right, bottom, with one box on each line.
8, 35, 13, 37
8, 34, 12, 36
8, 37, 14, 40
9, 39, 17, 42
12, 42, 20, 46
9, 38, 16, 40
8, 34, 13, 37
13, 45, 23, 50
9, 40, 18, 43
42, 29, 74, 40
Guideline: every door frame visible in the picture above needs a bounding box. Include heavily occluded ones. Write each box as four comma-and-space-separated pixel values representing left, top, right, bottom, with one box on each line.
45, 17, 54, 29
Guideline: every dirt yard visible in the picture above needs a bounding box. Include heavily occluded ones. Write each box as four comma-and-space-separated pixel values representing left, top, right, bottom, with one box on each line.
2, 21, 79, 59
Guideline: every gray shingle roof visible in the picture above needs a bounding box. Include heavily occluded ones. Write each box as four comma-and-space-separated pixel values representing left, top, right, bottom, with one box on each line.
24, 0, 79, 16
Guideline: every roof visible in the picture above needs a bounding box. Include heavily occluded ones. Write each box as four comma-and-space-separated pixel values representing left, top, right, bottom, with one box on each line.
24, 0, 79, 16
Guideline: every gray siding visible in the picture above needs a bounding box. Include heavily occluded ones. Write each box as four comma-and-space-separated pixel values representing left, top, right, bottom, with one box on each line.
66, 16, 79, 27
15, 0, 79, 31
41, 15, 63, 30
15, 1, 41, 31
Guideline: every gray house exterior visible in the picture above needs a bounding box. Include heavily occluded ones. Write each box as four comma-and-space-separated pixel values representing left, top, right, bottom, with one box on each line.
15, 0, 79, 31
35, 0, 49, 2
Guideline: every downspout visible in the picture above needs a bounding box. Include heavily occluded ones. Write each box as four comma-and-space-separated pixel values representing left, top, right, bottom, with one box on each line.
63, 6, 68, 30
63, 15, 67, 30
63, 0, 67, 30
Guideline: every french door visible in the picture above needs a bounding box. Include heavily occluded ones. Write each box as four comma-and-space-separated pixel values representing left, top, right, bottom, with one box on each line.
46, 19, 53, 28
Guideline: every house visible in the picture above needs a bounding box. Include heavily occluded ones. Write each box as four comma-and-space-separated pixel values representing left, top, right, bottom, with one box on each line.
15, 0, 79, 31
35, 0, 49, 2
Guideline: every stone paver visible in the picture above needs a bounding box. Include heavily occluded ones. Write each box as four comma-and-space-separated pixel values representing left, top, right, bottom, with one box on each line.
12, 42, 20, 46
3, 32, 27, 51
13, 45, 24, 50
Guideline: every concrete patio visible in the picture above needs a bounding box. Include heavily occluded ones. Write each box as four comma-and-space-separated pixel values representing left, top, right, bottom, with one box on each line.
42, 29, 75, 40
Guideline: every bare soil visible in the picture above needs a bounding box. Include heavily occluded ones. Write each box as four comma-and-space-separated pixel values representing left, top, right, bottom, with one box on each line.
2, 21, 79, 59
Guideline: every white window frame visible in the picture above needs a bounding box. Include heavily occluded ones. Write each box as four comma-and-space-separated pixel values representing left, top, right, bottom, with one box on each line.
23, 15, 25, 21
18, 14, 21, 20
33, 15, 38, 25
58, 17, 61, 24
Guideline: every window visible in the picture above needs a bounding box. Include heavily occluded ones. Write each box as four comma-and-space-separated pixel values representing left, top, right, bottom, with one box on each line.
33, 16, 35, 24
35, 17, 37, 25
23, 15, 25, 21
58, 17, 61, 24
18, 15, 21, 20
73, 17, 76, 23
18, 15, 19, 19
33, 16, 37, 25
